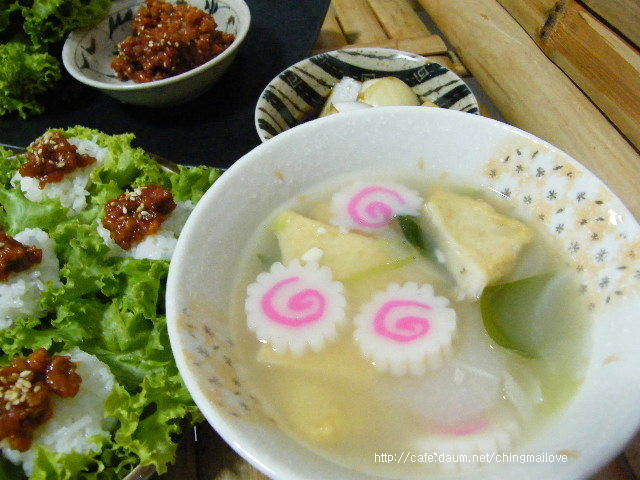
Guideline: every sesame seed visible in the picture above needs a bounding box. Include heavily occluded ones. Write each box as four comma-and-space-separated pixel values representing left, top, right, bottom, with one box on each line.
19, 370, 31, 378
33, 385, 41, 393
122, 207, 128, 214
15, 378, 29, 389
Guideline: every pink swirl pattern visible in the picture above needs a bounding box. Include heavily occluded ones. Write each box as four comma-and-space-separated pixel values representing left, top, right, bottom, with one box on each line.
440, 419, 488, 436
260, 276, 326, 327
374, 300, 431, 343
347, 186, 406, 228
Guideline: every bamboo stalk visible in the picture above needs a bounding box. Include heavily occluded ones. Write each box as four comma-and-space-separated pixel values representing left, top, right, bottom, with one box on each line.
332, 0, 388, 44
417, 0, 640, 218
338, 34, 447, 55
496, 0, 640, 152
314, 4, 348, 52
367, 0, 431, 38
581, 0, 640, 49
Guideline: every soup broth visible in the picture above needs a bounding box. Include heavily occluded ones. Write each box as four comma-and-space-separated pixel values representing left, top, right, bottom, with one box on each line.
230, 173, 590, 477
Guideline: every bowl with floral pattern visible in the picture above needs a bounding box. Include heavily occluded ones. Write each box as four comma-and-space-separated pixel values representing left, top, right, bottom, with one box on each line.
167, 107, 640, 480
62, 0, 250, 107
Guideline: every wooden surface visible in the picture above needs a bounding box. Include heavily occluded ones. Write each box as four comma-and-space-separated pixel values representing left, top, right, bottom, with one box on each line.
160, 1, 640, 479
312, 0, 468, 75
581, 0, 640, 49
496, 0, 640, 151
417, 0, 640, 220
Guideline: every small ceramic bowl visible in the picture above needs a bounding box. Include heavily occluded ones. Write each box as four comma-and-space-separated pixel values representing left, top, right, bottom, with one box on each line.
62, 0, 250, 107
167, 107, 640, 480
254, 47, 479, 142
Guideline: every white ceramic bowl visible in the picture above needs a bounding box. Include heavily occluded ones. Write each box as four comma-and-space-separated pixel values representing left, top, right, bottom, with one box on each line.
167, 107, 640, 480
62, 0, 250, 107
255, 47, 479, 142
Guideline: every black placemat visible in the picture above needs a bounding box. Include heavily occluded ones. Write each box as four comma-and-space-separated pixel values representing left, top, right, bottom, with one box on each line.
0, 0, 330, 168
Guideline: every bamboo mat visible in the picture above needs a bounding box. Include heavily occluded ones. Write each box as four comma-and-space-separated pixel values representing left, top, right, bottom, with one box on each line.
161, 1, 640, 479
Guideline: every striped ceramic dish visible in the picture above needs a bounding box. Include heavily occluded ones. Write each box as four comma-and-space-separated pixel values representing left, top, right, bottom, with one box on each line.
254, 47, 479, 142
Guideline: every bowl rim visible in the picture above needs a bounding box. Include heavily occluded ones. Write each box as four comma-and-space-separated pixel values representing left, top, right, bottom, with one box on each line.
61, 0, 251, 92
167, 106, 640, 480
253, 46, 479, 143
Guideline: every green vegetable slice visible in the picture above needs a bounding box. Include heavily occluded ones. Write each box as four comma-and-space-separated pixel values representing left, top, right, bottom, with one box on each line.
396, 215, 439, 263
480, 272, 575, 358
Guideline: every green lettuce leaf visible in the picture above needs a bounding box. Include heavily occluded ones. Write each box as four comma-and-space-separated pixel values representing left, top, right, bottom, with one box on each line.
105, 372, 201, 474
0, 188, 67, 235
21, 0, 111, 47
0, 40, 61, 119
169, 165, 221, 203
0, 147, 22, 188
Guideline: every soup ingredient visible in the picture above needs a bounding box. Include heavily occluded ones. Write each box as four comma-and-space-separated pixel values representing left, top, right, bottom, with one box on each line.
12, 131, 108, 213
358, 76, 420, 107
2, 349, 115, 476
381, 304, 506, 424
480, 271, 577, 358
111, 0, 235, 83
273, 210, 414, 282
330, 181, 423, 233
0, 0, 111, 118
353, 282, 456, 375
396, 214, 442, 265
423, 187, 533, 299
245, 260, 346, 356
18, 131, 97, 187
101, 185, 177, 250
257, 336, 376, 385
415, 416, 520, 473
280, 380, 345, 444
0, 228, 60, 329
502, 367, 543, 421
0, 348, 81, 452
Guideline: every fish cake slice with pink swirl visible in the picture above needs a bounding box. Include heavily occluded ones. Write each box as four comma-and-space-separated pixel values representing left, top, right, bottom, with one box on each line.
353, 282, 457, 375
330, 181, 423, 233
245, 260, 346, 356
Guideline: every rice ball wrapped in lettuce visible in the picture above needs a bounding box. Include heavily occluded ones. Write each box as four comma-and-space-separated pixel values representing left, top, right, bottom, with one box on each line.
11, 131, 108, 214
0, 349, 115, 476
0, 127, 221, 479
0, 228, 60, 329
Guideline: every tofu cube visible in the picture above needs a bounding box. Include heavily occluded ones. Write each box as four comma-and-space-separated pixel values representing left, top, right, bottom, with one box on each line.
423, 188, 533, 299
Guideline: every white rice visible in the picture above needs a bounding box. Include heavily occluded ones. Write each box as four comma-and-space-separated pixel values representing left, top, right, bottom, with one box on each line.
97, 200, 194, 260
1, 349, 115, 476
0, 228, 60, 329
11, 136, 108, 213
